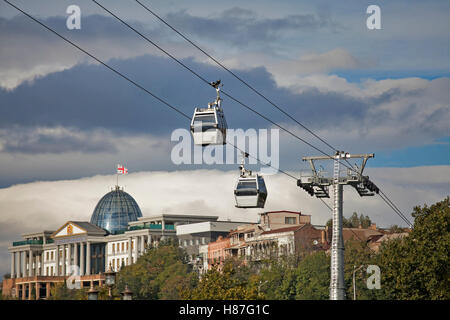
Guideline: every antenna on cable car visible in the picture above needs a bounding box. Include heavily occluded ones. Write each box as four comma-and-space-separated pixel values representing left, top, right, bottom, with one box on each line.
239, 152, 252, 177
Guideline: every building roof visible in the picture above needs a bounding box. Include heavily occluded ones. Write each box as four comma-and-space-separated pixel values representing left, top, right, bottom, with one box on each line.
259, 210, 303, 216
261, 224, 307, 235
90, 186, 142, 234
374, 232, 409, 243
70, 221, 108, 234
343, 228, 384, 242
176, 221, 252, 236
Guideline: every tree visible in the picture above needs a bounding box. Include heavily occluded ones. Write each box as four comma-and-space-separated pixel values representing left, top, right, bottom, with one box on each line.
294, 251, 330, 300
375, 197, 450, 299
183, 259, 262, 300
116, 238, 197, 300
327, 212, 372, 229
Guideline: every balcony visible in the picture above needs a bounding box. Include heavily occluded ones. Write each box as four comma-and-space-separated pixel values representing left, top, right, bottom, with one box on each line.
12, 240, 43, 246
128, 224, 175, 231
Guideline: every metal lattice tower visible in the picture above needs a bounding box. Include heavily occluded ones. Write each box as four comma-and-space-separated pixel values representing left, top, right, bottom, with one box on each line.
297, 152, 379, 300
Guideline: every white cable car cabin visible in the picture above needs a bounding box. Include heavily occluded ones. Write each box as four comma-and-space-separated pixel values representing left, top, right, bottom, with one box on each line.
190, 80, 227, 146
234, 153, 268, 208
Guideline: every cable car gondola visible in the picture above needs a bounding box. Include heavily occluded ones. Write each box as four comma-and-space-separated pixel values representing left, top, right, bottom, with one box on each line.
190, 80, 227, 146
234, 152, 268, 208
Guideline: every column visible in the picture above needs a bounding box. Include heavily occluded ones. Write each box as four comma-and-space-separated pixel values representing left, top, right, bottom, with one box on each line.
104, 243, 109, 271
35, 254, 40, 276
74, 243, 78, 271
11, 252, 15, 279
21, 284, 26, 300
21, 251, 26, 278
67, 243, 72, 271
86, 241, 91, 275
16, 251, 21, 278
36, 283, 40, 300
140, 236, 145, 255
28, 250, 33, 276
56, 245, 60, 276
134, 237, 138, 262
62, 244, 66, 276
127, 238, 132, 265
46, 283, 50, 298
28, 283, 32, 300
80, 242, 85, 276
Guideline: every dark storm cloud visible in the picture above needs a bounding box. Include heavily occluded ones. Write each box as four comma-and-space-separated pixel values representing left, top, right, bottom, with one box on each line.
0, 53, 372, 139
1, 127, 117, 154
165, 7, 339, 47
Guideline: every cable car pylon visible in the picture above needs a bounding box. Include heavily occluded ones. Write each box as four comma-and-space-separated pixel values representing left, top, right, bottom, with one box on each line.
297, 151, 379, 300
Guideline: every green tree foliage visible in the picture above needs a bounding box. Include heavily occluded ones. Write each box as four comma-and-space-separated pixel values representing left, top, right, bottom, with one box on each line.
294, 251, 330, 300
254, 256, 298, 300
183, 259, 261, 300
327, 212, 372, 229
116, 238, 197, 300
48, 282, 88, 300
375, 197, 450, 300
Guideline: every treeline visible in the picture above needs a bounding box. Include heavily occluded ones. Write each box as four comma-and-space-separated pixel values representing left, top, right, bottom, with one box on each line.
45, 198, 449, 300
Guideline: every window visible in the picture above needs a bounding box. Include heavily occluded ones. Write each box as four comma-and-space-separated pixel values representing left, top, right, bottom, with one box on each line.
112, 243, 115, 252
126, 242, 129, 251
121, 242, 124, 252
51, 266, 54, 276
193, 113, 217, 131
285, 217, 296, 224
131, 241, 134, 250
46, 266, 49, 275
51, 251, 54, 260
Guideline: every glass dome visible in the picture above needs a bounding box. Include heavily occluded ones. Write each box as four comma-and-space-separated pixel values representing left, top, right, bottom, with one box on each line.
90, 186, 142, 234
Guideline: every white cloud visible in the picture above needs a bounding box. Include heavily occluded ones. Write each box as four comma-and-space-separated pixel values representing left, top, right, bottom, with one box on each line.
0, 166, 449, 275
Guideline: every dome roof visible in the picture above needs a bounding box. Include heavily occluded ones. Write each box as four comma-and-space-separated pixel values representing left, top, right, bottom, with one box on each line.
90, 186, 142, 234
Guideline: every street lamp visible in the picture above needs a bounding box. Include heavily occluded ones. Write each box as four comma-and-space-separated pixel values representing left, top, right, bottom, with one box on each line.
87, 283, 99, 300
104, 266, 117, 299
121, 285, 133, 300
352, 265, 364, 300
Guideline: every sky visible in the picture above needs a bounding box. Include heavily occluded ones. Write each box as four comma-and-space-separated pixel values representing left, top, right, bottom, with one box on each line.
0, 0, 449, 277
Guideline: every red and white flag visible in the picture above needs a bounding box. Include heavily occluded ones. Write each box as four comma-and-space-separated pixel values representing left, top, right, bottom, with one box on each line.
117, 164, 128, 175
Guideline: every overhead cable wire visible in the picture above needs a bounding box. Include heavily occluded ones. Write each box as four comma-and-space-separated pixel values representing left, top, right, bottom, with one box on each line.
2, 0, 297, 183
5, 0, 412, 228
129, 0, 413, 228
91, 0, 350, 166
133, 0, 337, 153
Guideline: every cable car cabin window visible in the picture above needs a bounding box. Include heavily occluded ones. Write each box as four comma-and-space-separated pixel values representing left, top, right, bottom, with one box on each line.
257, 176, 267, 194
235, 180, 258, 196
193, 114, 217, 132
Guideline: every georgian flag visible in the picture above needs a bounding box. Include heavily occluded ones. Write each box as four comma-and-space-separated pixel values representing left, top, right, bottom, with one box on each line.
117, 164, 128, 175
